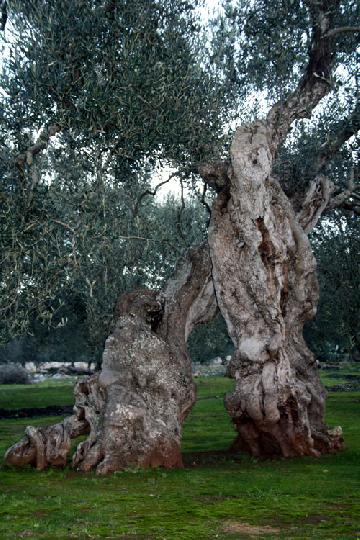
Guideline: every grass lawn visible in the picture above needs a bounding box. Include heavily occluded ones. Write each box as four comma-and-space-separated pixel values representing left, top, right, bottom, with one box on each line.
0, 379, 75, 410
0, 372, 359, 539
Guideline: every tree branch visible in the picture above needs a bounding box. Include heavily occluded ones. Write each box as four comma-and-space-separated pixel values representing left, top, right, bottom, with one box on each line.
267, 0, 341, 152
297, 168, 360, 233
133, 168, 190, 217
313, 102, 360, 175
293, 101, 359, 228
326, 167, 360, 215
324, 26, 360, 39
16, 124, 62, 169
296, 174, 335, 233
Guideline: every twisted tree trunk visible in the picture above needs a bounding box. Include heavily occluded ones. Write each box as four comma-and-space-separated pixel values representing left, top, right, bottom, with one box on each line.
5, 243, 216, 473
201, 0, 348, 458
207, 121, 343, 457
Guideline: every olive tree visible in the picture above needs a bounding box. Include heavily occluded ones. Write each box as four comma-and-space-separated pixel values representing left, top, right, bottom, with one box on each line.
5, 0, 360, 471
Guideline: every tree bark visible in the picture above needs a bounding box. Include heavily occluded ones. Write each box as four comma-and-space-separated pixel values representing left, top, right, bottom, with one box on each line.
4, 378, 92, 469
5, 243, 217, 473
208, 121, 343, 457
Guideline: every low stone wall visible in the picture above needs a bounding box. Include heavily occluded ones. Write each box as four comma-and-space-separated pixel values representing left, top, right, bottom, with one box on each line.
23, 361, 96, 382
25, 361, 96, 373
192, 356, 231, 377
24, 358, 232, 381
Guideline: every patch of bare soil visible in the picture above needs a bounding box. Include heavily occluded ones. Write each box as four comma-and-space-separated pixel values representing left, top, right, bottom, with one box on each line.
183, 450, 241, 467
304, 514, 328, 524
223, 521, 281, 536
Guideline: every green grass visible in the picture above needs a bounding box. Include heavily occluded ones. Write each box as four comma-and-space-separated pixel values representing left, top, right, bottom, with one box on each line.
0, 363, 357, 410
320, 362, 360, 388
0, 375, 359, 539
0, 379, 75, 409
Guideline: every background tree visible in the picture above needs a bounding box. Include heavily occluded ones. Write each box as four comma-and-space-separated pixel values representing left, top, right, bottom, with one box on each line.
306, 213, 360, 359
0, 0, 230, 351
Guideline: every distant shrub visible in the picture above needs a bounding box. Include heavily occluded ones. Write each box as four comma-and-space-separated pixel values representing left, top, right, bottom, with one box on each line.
0, 364, 30, 385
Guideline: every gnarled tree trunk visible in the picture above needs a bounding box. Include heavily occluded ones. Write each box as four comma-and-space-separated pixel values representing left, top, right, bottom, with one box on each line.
207, 121, 343, 457
4, 377, 94, 469
5, 243, 217, 473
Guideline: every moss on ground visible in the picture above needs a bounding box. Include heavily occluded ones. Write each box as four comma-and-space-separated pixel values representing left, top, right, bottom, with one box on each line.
0, 373, 359, 539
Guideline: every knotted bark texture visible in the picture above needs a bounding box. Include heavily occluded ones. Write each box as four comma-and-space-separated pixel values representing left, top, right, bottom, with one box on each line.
5, 243, 216, 473
208, 121, 343, 458
4, 377, 96, 469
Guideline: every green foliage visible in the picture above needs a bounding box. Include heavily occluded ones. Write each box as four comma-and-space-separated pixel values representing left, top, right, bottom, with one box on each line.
4, 0, 227, 164
0, 0, 229, 350
212, 0, 309, 100
188, 312, 233, 363
306, 214, 360, 357
0, 376, 359, 539
1, 0, 359, 363
213, 0, 359, 101
0, 180, 209, 356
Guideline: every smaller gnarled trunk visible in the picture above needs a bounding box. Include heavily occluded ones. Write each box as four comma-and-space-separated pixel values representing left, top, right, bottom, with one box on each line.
5, 244, 217, 474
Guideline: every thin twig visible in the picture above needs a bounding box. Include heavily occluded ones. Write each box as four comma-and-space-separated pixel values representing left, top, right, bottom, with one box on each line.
117, 235, 153, 241
177, 177, 186, 241
133, 169, 187, 216
324, 26, 360, 39
51, 219, 75, 233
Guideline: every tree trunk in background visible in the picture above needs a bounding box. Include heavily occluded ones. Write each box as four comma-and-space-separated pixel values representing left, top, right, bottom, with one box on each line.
208, 121, 343, 457
5, 244, 217, 473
